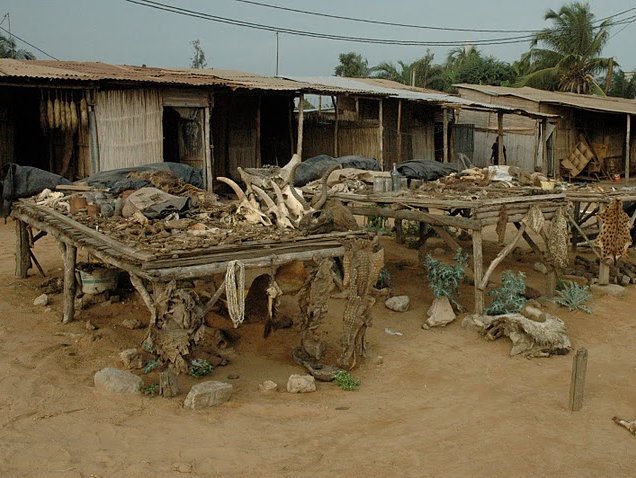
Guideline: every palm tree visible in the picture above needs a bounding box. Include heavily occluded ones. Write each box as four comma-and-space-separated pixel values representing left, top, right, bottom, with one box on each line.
0, 33, 35, 60
372, 52, 447, 90
519, 2, 613, 94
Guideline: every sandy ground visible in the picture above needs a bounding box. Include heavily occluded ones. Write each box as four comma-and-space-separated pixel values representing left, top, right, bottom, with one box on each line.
1, 218, 636, 478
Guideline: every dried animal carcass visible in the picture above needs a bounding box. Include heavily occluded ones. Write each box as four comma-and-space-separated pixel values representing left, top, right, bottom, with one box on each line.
243, 273, 287, 338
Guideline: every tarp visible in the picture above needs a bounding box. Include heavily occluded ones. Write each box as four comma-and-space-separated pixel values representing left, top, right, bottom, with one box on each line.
396, 160, 458, 181
1, 163, 71, 217
293, 155, 380, 186
85, 162, 203, 194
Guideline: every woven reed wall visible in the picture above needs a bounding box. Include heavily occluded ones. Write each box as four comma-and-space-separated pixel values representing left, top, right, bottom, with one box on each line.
303, 119, 381, 162
95, 89, 162, 171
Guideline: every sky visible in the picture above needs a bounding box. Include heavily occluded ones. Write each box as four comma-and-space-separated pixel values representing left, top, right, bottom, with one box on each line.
2, 0, 635, 76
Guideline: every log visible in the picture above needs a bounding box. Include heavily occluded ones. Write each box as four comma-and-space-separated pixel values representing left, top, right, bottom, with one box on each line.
568, 347, 588, 412
201, 278, 227, 316
349, 205, 480, 231
62, 244, 77, 324
479, 224, 526, 290
129, 274, 157, 324
160, 367, 180, 397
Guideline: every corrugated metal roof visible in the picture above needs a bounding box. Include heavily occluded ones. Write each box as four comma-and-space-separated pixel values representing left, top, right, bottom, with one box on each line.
287, 76, 556, 118
0, 59, 355, 94
455, 84, 636, 115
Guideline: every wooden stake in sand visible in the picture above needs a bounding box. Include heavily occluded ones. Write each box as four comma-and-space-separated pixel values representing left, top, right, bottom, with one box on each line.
568, 347, 588, 411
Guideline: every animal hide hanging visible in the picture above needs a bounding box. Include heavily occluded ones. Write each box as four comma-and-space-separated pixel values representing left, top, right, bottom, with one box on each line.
495, 205, 508, 244
596, 199, 631, 263
545, 206, 570, 270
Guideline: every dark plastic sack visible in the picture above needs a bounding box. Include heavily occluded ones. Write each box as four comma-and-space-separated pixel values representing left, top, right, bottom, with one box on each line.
85, 162, 204, 194
1, 163, 71, 217
293, 155, 380, 186
396, 159, 457, 181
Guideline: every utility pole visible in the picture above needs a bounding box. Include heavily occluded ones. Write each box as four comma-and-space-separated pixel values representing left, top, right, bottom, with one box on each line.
275, 31, 279, 76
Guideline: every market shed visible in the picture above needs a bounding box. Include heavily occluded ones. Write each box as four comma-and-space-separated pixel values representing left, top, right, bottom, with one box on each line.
0, 59, 351, 190
287, 76, 554, 169
455, 84, 636, 180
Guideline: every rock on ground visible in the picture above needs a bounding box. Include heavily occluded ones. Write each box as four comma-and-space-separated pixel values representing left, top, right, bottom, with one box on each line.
423, 296, 456, 329
119, 348, 144, 369
183, 381, 233, 410
287, 374, 316, 393
533, 263, 548, 274
94, 367, 143, 394
590, 284, 626, 297
258, 380, 278, 392
121, 318, 143, 330
385, 295, 410, 312
33, 294, 48, 306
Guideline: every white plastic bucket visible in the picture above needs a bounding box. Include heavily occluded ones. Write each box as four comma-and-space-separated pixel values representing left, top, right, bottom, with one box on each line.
78, 267, 118, 295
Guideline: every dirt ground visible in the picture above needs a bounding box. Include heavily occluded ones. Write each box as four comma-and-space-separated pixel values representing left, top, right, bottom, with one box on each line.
1, 218, 636, 478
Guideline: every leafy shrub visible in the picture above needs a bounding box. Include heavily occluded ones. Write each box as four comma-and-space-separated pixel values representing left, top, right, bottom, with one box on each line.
142, 383, 159, 395
334, 370, 361, 391
189, 358, 214, 378
375, 267, 392, 289
423, 248, 468, 306
555, 281, 592, 314
367, 216, 389, 234
486, 271, 527, 315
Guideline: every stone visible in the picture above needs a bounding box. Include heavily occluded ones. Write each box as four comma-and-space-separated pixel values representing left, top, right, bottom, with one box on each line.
533, 262, 548, 274
258, 380, 278, 392
160, 367, 180, 397
183, 381, 233, 410
374, 355, 384, 365
423, 296, 456, 329
94, 367, 142, 394
119, 348, 144, 369
286, 374, 316, 393
227, 373, 240, 380
620, 274, 632, 287
85, 320, 98, 331
385, 295, 410, 312
122, 318, 143, 330
590, 284, 626, 297
33, 294, 48, 307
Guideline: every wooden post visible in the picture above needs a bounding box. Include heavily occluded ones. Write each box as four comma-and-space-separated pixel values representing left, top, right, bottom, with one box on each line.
160, 367, 180, 397
63, 243, 77, 324
472, 229, 484, 314
397, 99, 403, 165
395, 219, 404, 244
625, 114, 631, 184
288, 97, 294, 157
256, 95, 262, 167
332, 95, 339, 157
442, 107, 449, 164
553, 122, 560, 179
15, 220, 30, 278
204, 103, 213, 192
599, 260, 610, 285
546, 268, 557, 297
542, 118, 548, 174
296, 94, 305, 160
497, 112, 504, 165
568, 347, 588, 411
379, 99, 384, 168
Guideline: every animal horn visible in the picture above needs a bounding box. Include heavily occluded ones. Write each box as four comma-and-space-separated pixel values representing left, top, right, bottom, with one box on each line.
217, 176, 246, 201
252, 185, 277, 210
311, 164, 340, 210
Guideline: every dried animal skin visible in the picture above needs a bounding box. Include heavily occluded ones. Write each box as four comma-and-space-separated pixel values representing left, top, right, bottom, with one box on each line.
522, 205, 545, 234
47, 98, 55, 130
54, 98, 61, 129
596, 199, 631, 262
80, 97, 89, 128
495, 204, 508, 244
545, 206, 569, 269
70, 101, 79, 132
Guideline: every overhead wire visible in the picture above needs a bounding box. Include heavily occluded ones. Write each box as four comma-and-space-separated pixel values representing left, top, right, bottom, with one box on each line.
0, 25, 59, 60
125, 0, 636, 48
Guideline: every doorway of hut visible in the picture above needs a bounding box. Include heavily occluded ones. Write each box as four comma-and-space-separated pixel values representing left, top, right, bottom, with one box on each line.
162, 106, 205, 173
0, 88, 54, 175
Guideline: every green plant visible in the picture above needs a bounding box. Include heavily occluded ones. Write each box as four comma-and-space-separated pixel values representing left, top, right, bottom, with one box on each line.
555, 281, 592, 314
486, 271, 527, 315
366, 216, 389, 234
189, 358, 214, 378
143, 359, 160, 374
334, 370, 361, 391
423, 248, 468, 306
142, 383, 159, 395
375, 268, 392, 289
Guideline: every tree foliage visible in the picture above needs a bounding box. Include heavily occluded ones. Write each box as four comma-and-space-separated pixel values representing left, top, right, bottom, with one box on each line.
190, 39, 207, 69
0, 34, 35, 60
334, 52, 370, 77
518, 2, 613, 94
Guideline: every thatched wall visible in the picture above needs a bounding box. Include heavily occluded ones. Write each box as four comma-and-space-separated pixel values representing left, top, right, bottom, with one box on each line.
95, 89, 163, 171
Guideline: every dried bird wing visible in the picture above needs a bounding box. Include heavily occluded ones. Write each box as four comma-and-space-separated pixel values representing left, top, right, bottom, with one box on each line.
47, 98, 55, 130
80, 97, 89, 128
54, 97, 61, 129
70, 101, 79, 132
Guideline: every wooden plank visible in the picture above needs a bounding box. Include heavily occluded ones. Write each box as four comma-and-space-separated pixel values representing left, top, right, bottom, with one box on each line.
568, 347, 588, 412
379, 99, 384, 169
497, 112, 504, 165
333, 95, 339, 157
349, 205, 481, 231
626, 114, 631, 184
397, 99, 402, 164
430, 225, 462, 252
599, 261, 610, 285
443, 108, 449, 164
297, 94, 304, 160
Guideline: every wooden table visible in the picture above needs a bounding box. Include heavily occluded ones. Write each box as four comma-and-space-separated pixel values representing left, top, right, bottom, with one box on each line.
332, 190, 569, 313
